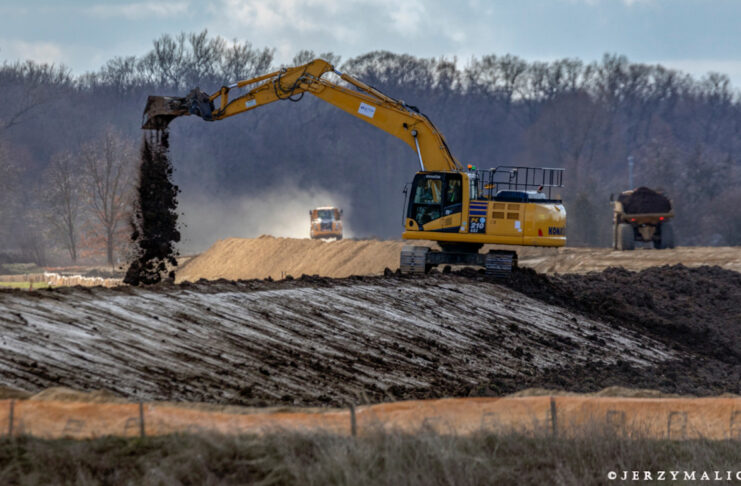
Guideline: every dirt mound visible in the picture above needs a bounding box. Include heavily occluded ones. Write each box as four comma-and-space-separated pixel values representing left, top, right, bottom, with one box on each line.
506, 264, 741, 365
176, 237, 741, 281
3, 265, 741, 406
176, 236, 435, 282
618, 187, 672, 213
0, 272, 691, 406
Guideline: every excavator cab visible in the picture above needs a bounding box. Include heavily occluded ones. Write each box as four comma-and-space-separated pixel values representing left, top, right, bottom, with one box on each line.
407, 173, 463, 229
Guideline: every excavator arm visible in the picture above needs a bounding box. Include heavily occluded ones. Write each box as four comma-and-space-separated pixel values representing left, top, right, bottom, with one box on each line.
142, 59, 462, 172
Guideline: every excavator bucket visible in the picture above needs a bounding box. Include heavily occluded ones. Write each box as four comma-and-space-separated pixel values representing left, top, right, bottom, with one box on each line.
141, 88, 214, 130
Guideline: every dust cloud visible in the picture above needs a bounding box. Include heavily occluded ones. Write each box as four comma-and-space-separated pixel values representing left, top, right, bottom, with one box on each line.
177, 186, 353, 253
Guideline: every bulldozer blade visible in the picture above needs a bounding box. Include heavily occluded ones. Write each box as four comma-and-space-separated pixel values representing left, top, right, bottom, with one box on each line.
141, 88, 214, 130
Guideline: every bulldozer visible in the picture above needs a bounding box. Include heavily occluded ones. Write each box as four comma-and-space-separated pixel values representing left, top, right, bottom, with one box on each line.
310, 207, 343, 240
142, 59, 566, 276
612, 187, 674, 250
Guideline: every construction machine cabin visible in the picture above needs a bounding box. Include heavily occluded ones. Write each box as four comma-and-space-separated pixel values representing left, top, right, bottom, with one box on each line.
310, 207, 343, 240
142, 58, 567, 276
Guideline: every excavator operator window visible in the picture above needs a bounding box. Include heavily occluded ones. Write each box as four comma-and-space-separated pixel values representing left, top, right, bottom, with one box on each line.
410, 175, 442, 226
414, 178, 442, 205
408, 174, 464, 227
444, 175, 462, 216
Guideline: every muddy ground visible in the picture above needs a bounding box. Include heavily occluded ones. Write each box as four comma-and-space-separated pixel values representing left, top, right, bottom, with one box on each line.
0, 264, 739, 406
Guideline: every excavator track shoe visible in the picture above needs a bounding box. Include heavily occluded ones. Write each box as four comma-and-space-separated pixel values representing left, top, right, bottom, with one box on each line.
400, 246, 429, 274
485, 250, 517, 278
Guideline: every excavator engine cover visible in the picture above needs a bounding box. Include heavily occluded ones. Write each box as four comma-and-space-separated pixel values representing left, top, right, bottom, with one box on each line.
142, 88, 214, 129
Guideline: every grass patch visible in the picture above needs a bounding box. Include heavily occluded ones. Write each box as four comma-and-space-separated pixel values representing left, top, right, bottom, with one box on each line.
0, 281, 49, 289
1, 430, 739, 485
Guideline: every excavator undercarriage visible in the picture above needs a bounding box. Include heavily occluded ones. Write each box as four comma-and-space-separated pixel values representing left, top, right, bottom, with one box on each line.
400, 246, 518, 277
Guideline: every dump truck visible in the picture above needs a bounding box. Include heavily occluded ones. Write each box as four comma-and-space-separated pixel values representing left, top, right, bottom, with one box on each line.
612, 187, 674, 250
310, 207, 343, 240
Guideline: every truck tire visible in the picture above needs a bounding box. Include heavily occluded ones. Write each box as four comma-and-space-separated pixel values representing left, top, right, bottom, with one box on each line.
656, 222, 675, 249
617, 223, 635, 251
613, 224, 618, 249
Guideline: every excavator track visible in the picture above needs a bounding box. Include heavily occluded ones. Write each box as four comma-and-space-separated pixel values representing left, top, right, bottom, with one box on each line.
400, 246, 429, 274
484, 250, 518, 278
400, 246, 517, 277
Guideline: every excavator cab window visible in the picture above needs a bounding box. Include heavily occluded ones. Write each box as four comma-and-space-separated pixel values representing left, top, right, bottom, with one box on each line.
444, 174, 462, 216
410, 174, 442, 226
409, 173, 463, 226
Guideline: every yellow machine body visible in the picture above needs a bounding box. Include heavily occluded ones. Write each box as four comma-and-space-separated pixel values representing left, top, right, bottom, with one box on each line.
401, 170, 565, 248
310, 207, 343, 240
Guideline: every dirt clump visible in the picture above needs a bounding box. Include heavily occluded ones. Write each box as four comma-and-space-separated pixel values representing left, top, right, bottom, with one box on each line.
124, 129, 181, 285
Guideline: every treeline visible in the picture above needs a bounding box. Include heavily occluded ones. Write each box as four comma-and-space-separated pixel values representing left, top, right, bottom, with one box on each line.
1, 30, 740, 265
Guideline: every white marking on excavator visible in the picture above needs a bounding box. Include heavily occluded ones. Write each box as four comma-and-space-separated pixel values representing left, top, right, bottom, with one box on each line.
358, 102, 376, 118
245, 99, 257, 109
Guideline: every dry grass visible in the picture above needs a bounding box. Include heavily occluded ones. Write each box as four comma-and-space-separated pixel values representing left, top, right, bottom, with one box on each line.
0, 281, 49, 289
1, 428, 740, 485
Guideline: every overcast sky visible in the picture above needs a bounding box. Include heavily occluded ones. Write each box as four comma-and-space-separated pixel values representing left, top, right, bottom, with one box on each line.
1, 0, 739, 85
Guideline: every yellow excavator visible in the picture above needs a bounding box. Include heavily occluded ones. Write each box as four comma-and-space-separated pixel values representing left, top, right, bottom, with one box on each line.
142, 59, 566, 276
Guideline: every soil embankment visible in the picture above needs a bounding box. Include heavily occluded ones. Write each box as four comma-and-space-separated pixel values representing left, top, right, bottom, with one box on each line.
1, 265, 740, 406
176, 236, 741, 281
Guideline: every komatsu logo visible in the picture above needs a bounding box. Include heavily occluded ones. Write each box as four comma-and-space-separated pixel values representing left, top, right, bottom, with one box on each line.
548, 226, 566, 236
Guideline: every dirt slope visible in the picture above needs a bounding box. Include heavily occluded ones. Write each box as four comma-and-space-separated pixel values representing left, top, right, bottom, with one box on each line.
175, 236, 741, 282
2, 265, 741, 406
176, 236, 435, 281
0, 274, 681, 407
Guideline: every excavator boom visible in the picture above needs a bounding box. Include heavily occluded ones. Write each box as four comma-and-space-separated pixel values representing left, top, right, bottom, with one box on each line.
142, 59, 461, 172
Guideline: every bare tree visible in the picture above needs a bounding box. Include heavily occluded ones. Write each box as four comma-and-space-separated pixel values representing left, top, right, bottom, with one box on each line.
0, 142, 21, 247
42, 150, 84, 263
80, 129, 135, 266
0, 61, 70, 135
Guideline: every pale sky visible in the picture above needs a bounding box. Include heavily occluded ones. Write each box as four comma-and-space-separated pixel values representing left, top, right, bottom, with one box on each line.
1, 0, 740, 85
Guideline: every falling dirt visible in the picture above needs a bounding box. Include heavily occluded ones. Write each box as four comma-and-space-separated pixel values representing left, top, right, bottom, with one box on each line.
1, 265, 740, 406
124, 129, 181, 285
